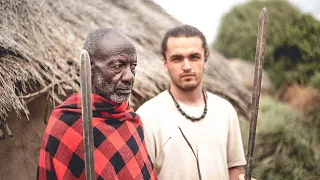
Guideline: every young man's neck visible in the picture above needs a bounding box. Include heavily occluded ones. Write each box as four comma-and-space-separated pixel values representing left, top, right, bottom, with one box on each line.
170, 82, 205, 106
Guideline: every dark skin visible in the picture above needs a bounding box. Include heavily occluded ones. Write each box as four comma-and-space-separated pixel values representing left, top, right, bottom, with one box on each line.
91, 31, 137, 103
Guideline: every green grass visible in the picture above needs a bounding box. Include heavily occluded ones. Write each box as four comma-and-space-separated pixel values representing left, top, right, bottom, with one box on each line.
240, 96, 320, 180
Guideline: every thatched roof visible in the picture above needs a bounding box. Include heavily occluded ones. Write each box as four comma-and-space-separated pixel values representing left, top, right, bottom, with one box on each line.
227, 58, 274, 93
0, 0, 251, 129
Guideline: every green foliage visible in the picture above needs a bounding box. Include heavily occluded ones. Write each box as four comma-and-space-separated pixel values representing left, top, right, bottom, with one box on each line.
240, 96, 320, 180
274, 14, 320, 87
213, 1, 320, 89
310, 71, 320, 89
213, 1, 300, 63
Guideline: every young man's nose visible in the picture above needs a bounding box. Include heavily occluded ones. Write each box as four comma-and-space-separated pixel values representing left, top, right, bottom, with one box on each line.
182, 58, 192, 71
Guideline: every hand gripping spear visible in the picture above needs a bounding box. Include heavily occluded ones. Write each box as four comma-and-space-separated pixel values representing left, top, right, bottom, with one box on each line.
245, 8, 268, 180
80, 49, 96, 180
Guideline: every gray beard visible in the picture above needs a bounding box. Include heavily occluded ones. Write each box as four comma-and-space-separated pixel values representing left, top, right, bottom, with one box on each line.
96, 75, 130, 103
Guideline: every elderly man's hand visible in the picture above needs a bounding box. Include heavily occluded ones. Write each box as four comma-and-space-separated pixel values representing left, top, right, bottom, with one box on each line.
238, 174, 256, 180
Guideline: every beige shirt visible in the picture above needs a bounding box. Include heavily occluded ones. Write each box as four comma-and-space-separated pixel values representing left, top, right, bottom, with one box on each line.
137, 91, 246, 180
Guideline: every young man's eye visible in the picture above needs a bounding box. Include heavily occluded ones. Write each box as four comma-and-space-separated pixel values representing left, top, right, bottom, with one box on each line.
190, 55, 200, 60
172, 57, 181, 61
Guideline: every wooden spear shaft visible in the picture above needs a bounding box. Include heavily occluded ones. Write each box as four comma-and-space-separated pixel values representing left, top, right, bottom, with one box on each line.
80, 49, 95, 180
245, 7, 268, 180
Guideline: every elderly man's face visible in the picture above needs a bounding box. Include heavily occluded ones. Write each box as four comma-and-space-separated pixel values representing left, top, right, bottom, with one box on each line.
92, 33, 137, 103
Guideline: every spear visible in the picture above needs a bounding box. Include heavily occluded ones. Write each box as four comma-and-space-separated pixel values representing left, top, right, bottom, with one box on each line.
245, 7, 268, 180
80, 49, 95, 180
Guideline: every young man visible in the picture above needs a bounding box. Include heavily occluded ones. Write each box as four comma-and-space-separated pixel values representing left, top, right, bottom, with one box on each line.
137, 25, 249, 180
37, 28, 157, 180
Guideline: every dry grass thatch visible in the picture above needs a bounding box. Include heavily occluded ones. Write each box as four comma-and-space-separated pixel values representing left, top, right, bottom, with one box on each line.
227, 58, 274, 93
0, 0, 251, 135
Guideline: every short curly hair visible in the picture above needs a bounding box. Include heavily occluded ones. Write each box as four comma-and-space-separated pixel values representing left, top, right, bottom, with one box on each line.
83, 28, 116, 61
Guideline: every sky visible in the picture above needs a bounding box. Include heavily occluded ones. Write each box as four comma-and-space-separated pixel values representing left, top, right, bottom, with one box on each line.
153, 0, 320, 44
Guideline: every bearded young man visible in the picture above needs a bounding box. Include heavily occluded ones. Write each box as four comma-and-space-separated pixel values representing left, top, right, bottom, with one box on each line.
37, 28, 157, 180
137, 25, 252, 180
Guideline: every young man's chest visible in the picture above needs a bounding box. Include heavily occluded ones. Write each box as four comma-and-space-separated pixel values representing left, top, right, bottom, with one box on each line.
152, 109, 231, 179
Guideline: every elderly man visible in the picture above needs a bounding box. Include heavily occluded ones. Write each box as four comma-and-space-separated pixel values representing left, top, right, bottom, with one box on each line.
37, 28, 157, 180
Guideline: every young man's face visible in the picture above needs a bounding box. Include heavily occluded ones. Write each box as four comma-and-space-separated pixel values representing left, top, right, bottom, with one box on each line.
92, 33, 137, 103
164, 36, 206, 91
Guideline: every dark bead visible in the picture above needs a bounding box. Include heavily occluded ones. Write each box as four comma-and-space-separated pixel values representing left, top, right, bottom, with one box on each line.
169, 87, 208, 121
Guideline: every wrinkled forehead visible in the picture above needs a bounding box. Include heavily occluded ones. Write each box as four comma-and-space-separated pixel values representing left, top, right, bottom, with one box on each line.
98, 32, 136, 59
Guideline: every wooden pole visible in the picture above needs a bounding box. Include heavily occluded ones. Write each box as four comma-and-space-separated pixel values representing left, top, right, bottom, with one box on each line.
80, 49, 95, 180
245, 7, 268, 180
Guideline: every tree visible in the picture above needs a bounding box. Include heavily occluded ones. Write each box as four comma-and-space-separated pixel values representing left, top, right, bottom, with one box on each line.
277, 14, 320, 88
213, 1, 320, 89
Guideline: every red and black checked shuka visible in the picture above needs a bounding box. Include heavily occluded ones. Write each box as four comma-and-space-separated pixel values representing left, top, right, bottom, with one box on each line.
37, 93, 157, 180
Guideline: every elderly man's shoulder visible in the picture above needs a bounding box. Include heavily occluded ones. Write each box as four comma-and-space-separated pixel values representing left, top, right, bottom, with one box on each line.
46, 101, 83, 133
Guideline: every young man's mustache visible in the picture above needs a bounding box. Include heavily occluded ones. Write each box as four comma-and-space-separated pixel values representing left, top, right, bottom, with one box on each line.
180, 73, 196, 78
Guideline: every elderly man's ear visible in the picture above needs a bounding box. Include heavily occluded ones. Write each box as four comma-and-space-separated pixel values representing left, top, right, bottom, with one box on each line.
91, 62, 95, 78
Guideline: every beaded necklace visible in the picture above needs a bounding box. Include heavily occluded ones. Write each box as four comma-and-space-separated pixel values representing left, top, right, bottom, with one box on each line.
168, 88, 207, 121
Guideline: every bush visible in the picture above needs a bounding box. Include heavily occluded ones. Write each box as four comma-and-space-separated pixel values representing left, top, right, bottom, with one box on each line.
213, 1, 320, 89
275, 14, 320, 87
240, 96, 320, 180
310, 72, 320, 89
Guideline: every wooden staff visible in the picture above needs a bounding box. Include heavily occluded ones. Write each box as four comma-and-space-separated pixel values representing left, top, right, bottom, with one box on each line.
80, 49, 95, 180
245, 7, 268, 180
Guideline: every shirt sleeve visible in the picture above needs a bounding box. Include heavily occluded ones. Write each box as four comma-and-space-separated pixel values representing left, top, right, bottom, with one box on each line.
227, 106, 247, 168
37, 133, 57, 180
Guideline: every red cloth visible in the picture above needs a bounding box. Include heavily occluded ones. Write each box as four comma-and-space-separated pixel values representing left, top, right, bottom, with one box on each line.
37, 93, 157, 180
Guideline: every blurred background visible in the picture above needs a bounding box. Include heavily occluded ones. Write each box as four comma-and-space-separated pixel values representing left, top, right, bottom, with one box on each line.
0, 0, 319, 179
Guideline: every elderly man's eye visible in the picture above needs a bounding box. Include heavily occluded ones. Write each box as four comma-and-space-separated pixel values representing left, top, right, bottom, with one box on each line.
113, 64, 123, 69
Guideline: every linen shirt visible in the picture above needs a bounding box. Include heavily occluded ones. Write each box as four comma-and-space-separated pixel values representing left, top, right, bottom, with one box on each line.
137, 91, 246, 180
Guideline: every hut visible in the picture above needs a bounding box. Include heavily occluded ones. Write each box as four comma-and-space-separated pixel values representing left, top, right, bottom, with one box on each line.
0, 0, 251, 179
227, 58, 274, 93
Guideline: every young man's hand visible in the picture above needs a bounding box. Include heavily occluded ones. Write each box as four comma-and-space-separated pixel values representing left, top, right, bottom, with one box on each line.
238, 174, 256, 180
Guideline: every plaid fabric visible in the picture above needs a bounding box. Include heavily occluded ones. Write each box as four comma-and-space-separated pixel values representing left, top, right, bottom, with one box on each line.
37, 93, 157, 180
